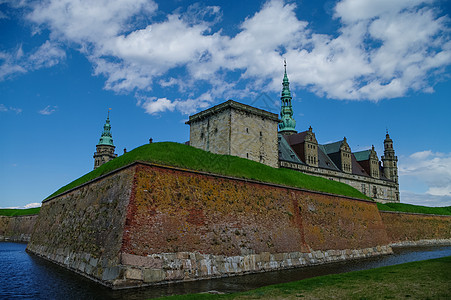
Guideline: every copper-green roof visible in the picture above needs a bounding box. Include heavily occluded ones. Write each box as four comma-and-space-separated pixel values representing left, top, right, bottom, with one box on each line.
322, 140, 343, 154
97, 115, 114, 146
354, 150, 371, 161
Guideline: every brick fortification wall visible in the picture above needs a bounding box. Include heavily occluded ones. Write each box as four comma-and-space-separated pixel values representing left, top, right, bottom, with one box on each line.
27, 162, 392, 288
381, 211, 451, 246
121, 164, 390, 287
26, 167, 135, 286
0, 215, 38, 242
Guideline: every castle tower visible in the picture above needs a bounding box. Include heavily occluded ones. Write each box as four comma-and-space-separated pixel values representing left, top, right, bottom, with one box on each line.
279, 60, 297, 135
381, 132, 398, 183
93, 112, 117, 169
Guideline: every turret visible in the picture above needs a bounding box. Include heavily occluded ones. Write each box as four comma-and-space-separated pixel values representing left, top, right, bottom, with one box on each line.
278, 60, 297, 135
93, 111, 117, 169
381, 132, 398, 183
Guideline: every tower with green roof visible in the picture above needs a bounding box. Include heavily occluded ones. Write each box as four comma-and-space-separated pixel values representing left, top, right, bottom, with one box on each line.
93, 112, 117, 169
279, 60, 297, 135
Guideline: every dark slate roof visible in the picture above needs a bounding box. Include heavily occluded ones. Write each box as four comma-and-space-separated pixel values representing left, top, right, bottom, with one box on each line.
278, 134, 304, 164
322, 140, 343, 154
317, 145, 340, 171
284, 131, 308, 145
351, 154, 370, 177
354, 150, 371, 161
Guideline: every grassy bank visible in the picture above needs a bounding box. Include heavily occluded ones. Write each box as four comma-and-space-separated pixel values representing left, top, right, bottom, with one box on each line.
46, 142, 369, 201
0, 207, 40, 216
157, 256, 451, 300
377, 202, 451, 216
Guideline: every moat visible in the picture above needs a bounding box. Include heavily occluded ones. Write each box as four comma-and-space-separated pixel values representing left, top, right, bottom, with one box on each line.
1, 242, 450, 299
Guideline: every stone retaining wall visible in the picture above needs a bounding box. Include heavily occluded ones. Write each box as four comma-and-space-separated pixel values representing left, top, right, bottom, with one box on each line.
119, 246, 393, 286
26, 166, 136, 286
0, 215, 38, 242
27, 162, 451, 289
380, 211, 451, 243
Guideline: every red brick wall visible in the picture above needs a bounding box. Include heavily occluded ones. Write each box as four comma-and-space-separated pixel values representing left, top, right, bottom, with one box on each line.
298, 192, 389, 250
380, 211, 451, 243
121, 164, 389, 257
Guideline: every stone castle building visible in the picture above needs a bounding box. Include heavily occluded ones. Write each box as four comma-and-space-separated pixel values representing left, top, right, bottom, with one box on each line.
93, 113, 117, 169
187, 64, 399, 203
186, 100, 280, 168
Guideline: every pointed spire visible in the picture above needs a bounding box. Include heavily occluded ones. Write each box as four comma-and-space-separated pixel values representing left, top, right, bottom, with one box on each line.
98, 110, 114, 146
279, 59, 296, 134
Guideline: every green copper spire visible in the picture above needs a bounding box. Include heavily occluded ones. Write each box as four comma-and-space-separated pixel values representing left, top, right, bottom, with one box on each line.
97, 111, 114, 146
279, 60, 296, 134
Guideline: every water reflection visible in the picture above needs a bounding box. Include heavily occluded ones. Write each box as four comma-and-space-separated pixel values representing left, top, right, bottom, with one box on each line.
1, 243, 450, 299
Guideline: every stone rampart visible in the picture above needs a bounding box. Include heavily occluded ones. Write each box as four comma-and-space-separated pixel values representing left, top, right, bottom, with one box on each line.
380, 211, 451, 245
116, 163, 391, 287
28, 162, 451, 289
26, 166, 136, 286
0, 215, 38, 242
28, 162, 392, 288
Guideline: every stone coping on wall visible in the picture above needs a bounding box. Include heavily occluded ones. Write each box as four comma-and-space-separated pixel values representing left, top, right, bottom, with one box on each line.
380, 210, 451, 218
389, 239, 451, 248
43, 161, 374, 205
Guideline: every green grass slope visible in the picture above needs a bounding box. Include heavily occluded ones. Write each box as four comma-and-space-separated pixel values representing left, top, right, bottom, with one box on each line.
377, 202, 451, 216
0, 207, 40, 216
46, 142, 370, 201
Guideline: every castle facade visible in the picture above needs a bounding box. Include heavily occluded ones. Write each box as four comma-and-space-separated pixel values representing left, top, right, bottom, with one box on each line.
187, 65, 399, 203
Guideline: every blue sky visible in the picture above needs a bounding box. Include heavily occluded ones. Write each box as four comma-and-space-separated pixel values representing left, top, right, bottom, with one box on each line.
1, 0, 451, 208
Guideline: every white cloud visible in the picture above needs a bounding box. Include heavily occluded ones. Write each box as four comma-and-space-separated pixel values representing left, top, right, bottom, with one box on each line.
3, 202, 42, 209
0, 50, 27, 80
3, 0, 451, 108
28, 41, 66, 70
0, 104, 22, 114
141, 97, 176, 114
38, 105, 57, 115
334, 0, 431, 23
399, 151, 451, 197
401, 191, 451, 207
0, 41, 65, 80
140, 95, 213, 115
27, 0, 157, 44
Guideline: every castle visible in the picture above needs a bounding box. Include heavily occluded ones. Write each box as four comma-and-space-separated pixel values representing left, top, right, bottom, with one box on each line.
93, 64, 399, 203
186, 63, 399, 203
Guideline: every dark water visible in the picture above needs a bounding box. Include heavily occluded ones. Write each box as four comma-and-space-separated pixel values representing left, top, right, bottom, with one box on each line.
1, 243, 450, 299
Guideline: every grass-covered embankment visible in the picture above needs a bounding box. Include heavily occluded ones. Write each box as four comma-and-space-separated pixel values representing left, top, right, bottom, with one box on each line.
46, 142, 369, 201
157, 256, 451, 300
0, 207, 40, 216
377, 202, 451, 216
